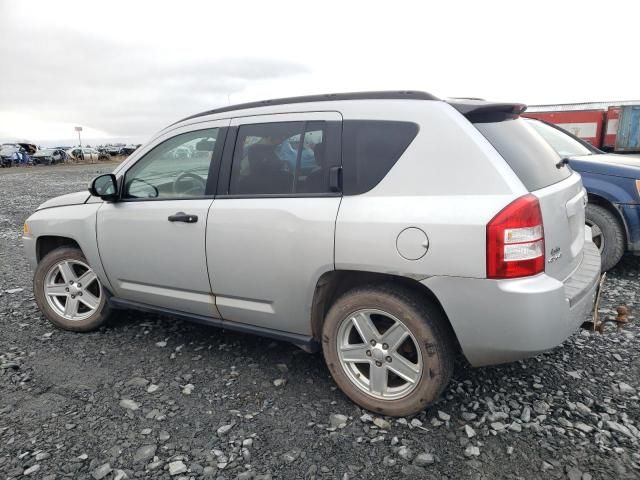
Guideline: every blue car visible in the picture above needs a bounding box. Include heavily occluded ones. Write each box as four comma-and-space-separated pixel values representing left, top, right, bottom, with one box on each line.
528, 119, 640, 270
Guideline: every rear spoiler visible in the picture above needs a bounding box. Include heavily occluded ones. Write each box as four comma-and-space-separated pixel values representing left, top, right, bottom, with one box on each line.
447, 100, 527, 122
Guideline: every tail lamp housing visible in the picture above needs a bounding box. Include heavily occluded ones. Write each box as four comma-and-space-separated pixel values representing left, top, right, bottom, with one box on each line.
487, 194, 545, 279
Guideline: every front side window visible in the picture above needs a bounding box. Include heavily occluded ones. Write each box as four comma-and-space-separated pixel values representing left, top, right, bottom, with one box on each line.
124, 128, 219, 199
229, 121, 330, 195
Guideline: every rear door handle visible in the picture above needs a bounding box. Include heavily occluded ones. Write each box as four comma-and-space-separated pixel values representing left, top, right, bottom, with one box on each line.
168, 212, 198, 223
329, 166, 342, 192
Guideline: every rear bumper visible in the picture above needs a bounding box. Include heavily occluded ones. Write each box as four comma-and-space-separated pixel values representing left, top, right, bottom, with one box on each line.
422, 235, 601, 366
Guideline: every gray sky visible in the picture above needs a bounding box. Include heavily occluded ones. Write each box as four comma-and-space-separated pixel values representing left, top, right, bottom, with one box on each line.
1, 0, 638, 146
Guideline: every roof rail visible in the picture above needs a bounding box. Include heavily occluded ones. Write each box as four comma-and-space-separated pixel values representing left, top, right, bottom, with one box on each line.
176, 90, 439, 124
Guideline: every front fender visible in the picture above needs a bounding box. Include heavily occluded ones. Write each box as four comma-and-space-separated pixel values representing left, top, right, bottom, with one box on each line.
23, 204, 113, 292
581, 172, 639, 205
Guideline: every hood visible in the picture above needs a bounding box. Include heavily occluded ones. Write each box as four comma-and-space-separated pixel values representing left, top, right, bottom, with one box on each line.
38, 191, 91, 210
569, 153, 640, 179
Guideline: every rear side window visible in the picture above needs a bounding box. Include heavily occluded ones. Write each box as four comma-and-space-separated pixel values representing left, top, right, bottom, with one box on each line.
342, 120, 419, 195
229, 121, 337, 195
474, 117, 571, 191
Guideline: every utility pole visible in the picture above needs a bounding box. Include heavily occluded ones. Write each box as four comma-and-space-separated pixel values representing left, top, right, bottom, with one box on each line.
74, 126, 83, 148
74, 126, 83, 162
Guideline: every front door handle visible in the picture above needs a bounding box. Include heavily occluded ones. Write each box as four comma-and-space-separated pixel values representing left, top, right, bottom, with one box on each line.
168, 212, 198, 223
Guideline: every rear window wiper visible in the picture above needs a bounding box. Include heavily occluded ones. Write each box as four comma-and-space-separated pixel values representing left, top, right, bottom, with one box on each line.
556, 157, 570, 169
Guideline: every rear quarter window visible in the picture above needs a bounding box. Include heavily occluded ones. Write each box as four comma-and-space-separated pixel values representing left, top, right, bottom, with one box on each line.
342, 120, 419, 195
474, 117, 571, 191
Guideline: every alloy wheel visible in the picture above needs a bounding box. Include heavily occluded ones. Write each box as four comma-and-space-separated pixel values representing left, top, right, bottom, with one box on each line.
44, 259, 102, 321
336, 309, 423, 400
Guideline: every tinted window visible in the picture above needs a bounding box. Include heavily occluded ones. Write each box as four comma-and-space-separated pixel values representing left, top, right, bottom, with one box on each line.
124, 128, 219, 199
230, 121, 333, 195
474, 118, 571, 191
342, 120, 419, 195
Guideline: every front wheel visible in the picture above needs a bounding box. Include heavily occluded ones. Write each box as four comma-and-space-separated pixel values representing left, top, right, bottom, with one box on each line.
34, 247, 112, 331
322, 285, 454, 417
586, 204, 625, 271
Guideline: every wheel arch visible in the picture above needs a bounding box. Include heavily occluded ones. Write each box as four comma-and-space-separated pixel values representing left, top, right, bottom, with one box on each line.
587, 193, 629, 245
310, 270, 461, 353
36, 235, 81, 263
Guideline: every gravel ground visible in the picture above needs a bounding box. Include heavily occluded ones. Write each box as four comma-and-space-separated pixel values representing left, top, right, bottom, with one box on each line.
1, 164, 640, 480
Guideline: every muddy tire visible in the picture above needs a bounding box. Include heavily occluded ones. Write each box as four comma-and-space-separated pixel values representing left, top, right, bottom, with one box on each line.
34, 247, 111, 332
322, 284, 455, 417
586, 204, 625, 271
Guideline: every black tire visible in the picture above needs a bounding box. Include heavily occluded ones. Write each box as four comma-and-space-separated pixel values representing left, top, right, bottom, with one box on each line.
34, 247, 112, 332
322, 284, 455, 417
586, 204, 625, 271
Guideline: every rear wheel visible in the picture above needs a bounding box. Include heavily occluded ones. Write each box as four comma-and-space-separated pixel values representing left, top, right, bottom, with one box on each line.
586, 204, 625, 271
322, 285, 454, 417
34, 247, 111, 331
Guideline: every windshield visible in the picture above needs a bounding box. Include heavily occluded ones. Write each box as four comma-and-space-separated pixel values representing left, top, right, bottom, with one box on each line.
36, 149, 54, 155
526, 120, 594, 157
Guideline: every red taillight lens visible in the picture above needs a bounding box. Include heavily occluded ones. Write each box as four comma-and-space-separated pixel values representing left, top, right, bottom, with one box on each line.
487, 194, 545, 279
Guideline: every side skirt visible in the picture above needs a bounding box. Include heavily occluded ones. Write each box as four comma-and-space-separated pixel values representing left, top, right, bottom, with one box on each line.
108, 297, 320, 353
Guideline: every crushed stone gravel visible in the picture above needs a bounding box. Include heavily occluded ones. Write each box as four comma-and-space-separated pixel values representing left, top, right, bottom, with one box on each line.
1, 164, 640, 479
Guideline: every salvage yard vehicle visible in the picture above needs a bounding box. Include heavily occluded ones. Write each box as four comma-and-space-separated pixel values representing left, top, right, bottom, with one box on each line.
66, 147, 102, 162
32, 148, 67, 165
120, 144, 139, 156
0, 143, 18, 167
527, 119, 640, 271
23, 91, 601, 416
1, 142, 37, 167
106, 144, 126, 156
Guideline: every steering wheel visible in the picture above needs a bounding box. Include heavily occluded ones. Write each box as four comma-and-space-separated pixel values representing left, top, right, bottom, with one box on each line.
173, 172, 206, 196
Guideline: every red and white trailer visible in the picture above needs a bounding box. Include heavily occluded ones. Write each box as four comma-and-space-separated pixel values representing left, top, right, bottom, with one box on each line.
524, 101, 640, 153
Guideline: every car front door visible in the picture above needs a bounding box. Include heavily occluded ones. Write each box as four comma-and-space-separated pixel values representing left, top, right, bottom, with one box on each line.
96, 120, 228, 316
207, 112, 342, 335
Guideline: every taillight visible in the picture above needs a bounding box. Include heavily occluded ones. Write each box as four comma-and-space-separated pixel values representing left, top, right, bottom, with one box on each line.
487, 194, 545, 279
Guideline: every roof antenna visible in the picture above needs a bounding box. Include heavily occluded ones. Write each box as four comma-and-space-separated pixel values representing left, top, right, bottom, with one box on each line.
227, 94, 231, 106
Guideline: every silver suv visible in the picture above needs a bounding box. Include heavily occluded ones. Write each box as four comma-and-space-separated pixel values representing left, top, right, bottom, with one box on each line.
23, 91, 601, 416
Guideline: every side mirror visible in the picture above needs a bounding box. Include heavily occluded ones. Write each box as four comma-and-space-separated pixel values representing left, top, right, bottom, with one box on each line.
89, 173, 118, 201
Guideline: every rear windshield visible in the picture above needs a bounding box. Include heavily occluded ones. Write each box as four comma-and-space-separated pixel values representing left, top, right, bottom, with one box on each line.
474, 117, 571, 191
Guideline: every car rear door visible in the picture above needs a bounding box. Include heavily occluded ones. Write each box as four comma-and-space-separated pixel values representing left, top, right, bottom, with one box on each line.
206, 112, 342, 335
96, 120, 228, 316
